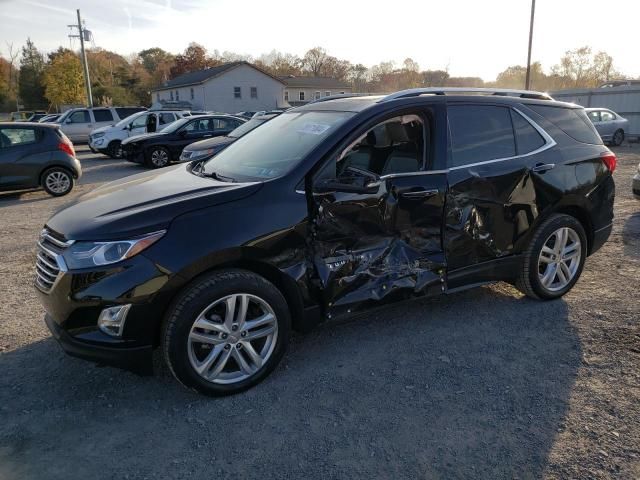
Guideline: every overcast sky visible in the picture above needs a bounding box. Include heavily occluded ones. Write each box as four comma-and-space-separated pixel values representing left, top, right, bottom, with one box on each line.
1, 0, 638, 80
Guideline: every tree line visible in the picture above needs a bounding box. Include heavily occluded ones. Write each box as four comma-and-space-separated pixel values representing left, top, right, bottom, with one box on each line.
0, 40, 629, 112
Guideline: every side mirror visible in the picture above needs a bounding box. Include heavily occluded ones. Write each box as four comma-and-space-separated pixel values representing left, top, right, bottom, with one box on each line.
313, 177, 379, 195
65, 118, 72, 124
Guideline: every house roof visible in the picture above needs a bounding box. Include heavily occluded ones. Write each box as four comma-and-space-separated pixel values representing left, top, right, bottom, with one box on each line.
279, 75, 351, 89
153, 61, 285, 91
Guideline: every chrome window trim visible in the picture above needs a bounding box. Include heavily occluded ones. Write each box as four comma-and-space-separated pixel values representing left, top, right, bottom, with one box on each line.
297, 106, 555, 190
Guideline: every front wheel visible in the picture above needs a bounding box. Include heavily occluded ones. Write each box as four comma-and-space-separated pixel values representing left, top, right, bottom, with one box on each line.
145, 146, 171, 168
162, 269, 291, 396
516, 214, 587, 300
611, 129, 624, 147
42, 167, 74, 196
107, 140, 122, 158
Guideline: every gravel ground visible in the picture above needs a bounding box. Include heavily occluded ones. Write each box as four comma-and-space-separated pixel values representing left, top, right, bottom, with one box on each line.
0, 146, 638, 479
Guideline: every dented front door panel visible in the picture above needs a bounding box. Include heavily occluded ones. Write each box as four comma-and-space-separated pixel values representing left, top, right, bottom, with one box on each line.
311, 173, 447, 315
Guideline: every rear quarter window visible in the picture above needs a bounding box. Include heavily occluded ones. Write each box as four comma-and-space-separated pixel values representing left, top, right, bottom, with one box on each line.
93, 109, 114, 122
0, 128, 39, 147
528, 105, 603, 145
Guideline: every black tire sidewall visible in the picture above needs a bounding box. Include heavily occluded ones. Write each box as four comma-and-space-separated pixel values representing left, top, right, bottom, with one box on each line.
527, 216, 588, 299
613, 129, 624, 146
107, 140, 122, 158
42, 168, 74, 196
163, 270, 291, 396
146, 146, 170, 168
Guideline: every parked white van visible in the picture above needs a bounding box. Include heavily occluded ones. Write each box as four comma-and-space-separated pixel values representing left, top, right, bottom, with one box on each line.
56, 107, 146, 143
89, 110, 192, 158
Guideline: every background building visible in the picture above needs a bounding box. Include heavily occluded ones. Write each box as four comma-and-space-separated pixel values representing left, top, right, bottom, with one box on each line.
279, 76, 352, 106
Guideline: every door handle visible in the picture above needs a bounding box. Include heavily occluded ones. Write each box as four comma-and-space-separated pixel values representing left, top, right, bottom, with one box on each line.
401, 188, 439, 199
531, 163, 555, 173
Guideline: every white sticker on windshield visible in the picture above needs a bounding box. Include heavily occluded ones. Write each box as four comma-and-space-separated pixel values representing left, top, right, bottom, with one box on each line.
297, 123, 331, 135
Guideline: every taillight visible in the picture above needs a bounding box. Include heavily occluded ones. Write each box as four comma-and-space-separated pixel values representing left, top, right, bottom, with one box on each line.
58, 141, 75, 157
600, 151, 616, 173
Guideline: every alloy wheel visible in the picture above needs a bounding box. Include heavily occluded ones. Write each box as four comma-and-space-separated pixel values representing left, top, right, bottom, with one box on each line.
45, 171, 71, 194
187, 293, 279, 384
537, 227, 581, 292
151, 149, 169, 167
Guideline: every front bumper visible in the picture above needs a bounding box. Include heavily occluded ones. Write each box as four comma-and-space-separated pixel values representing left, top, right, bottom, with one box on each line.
45, 314, 153, 375
36, 252, 183, 375
633, 172, 640, 200
121, 144, 145, 163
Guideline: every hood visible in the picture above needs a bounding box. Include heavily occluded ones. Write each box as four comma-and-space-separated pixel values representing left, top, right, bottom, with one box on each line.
122, 132, 168, 145
183, 136, 235, 152
91, 125, 111, 135
46, 164, 262, 241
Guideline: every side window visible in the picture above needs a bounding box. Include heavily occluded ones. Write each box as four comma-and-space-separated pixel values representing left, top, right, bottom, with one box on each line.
587, 111, 601, 122
528, 105, 602, 145
68, 110, 90, 124
600, 111, 614, 122
234, 87, 241, 99
335, 114, 426, 178
315, 91, 321, 100
299, 91, 305, 101
93, 109, 114, 122
448, 105, 515, 167
250, 87, 257, 99
184, 118, 214, 132
510, 110, 545, 155
0, 128, 38, 147
159, 113, 175, 125
130, 114, 148, 129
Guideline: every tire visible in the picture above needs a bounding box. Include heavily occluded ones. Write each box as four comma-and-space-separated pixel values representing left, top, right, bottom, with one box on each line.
107, 140, 122, 159
41, 167, 74, 196
145, 146, 171, 168
516, 214, 588, 300
162, 269, 291, 396
611, 129, 624, 147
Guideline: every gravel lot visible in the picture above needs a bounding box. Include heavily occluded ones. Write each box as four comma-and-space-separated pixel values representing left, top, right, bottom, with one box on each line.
0, 146, 638, 479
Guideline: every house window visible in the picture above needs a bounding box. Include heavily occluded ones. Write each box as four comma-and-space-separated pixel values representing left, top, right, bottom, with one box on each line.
325, 91, 331, 97
176, 90, 179, 101
170, 91, 174, 101
315, 91, 321, 100
156, 93, 160, 102
190, 88, 194, 100
234, 87, 241, 98
284, 90, 289, 101
251, 87, 257, 99
340, 91, 345, 95
299, 91, 305, 101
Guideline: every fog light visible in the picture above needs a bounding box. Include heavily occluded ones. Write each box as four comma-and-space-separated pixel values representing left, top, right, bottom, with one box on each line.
97, 304, 132, 337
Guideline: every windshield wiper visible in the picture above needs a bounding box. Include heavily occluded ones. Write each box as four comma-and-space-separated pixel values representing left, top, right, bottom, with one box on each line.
204, 171, 236, 183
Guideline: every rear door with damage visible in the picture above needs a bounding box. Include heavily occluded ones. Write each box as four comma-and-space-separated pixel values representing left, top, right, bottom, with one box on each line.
307, 104, 448, 316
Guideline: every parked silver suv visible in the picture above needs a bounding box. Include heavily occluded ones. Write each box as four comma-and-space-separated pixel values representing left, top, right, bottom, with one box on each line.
55, 107, 146, 143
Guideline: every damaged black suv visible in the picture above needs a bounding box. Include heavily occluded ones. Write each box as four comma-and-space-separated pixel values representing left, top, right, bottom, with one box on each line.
36, 88, 616, 395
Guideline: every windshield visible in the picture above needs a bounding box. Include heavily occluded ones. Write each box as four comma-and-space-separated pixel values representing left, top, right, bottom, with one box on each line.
115, 111, 145, 128
202, 110, 354, 181
159, 117, 190, 133
228, 118, 267, 138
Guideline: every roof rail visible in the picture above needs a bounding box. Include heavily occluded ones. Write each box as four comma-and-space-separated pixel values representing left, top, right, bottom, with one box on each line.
378, 87, 554, 102
308, 93, 380, 104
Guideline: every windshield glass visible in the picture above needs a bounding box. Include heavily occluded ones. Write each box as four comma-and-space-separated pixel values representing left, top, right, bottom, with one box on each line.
159, 117, 191, 133
202, 111, 354, 181
228, 118, 268, 138
115, 111, 145, 128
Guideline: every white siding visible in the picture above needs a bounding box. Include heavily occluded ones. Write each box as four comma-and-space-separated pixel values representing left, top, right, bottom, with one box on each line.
284, 86, 353, 104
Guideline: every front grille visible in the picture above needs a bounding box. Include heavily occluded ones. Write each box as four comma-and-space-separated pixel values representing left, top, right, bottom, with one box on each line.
35, 229, 74, 293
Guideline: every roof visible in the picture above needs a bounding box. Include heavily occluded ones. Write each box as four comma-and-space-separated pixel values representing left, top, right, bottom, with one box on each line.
154, 62, 285, 91
279, 75, 351, 89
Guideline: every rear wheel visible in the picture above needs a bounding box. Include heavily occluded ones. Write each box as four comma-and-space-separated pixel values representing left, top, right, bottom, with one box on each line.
145, 146, 171, 168
107, 140, 122, 158
162, 269, 291, 396
41, 167, 74, 196
611, 129, 624, 146
516, 214, 587, 299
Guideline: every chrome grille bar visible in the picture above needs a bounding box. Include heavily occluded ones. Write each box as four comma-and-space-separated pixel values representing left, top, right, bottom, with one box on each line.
34, 228, 73, 294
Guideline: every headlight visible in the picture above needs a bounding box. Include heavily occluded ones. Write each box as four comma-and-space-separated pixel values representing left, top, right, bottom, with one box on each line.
94, 138, 104, 146
92, 132, 105, 139
188, 148, 216, 160
62, 231, 165, 269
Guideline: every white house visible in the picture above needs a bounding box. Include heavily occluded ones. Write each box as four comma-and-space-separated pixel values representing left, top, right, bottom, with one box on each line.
151, 62, 287, 113
279, 76, 352, 106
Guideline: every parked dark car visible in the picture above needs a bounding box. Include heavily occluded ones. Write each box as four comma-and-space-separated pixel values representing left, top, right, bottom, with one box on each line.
26, 113, 48, 122
0, 122, 81, 196
180, 113, 279, 162
121, 115, 246, 168
36, 88, 615, 396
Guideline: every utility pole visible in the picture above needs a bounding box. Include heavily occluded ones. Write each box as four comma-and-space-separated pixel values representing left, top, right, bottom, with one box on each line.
68, 9, 93, 107
525, 0, 536, 90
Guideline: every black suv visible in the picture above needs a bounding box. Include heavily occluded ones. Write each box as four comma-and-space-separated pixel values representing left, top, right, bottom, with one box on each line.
36, 88, 615, 396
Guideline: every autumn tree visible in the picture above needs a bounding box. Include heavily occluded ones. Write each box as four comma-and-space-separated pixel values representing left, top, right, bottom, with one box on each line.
170, 43, 217, 77
43, 50, 84, 109
19, 38, 46, 109
551, 46, 622, 88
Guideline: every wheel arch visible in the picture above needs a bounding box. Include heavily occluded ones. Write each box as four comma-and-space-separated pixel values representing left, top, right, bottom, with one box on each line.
39, 164, 77, 184
537, 204, 594, 255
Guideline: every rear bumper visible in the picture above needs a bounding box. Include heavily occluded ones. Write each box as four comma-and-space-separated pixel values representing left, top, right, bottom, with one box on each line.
590, 223, 612, 255
45, 314, 153, 375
